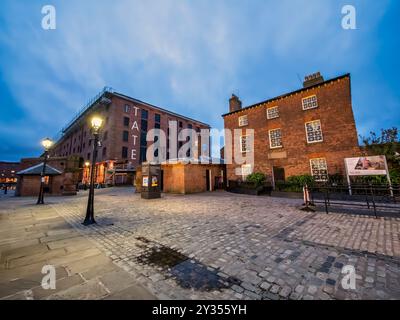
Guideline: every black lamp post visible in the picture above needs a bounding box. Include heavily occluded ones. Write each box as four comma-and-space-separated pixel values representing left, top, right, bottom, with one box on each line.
37, 137, 53, 205
83, 116, 103, 226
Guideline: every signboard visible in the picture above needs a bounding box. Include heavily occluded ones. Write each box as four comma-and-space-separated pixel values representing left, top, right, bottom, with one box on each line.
142, 176, 149, 187
345, 155, 388, 176
151, 176, 158, 187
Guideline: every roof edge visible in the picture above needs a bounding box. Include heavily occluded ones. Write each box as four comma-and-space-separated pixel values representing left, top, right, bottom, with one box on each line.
222, 73, 350, 117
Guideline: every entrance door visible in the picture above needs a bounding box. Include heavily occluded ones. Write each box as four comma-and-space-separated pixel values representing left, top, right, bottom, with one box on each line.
205, 170, 211, 191
273, 167, 285, 184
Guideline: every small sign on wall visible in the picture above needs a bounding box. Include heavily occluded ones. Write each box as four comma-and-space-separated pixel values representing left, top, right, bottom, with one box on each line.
151, 176, 158, 187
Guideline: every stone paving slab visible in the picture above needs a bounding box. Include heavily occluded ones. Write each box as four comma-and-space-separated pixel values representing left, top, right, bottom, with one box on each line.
0, 196, 155, 300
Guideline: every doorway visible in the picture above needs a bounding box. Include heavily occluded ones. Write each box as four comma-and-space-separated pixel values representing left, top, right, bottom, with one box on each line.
205, 170, 211, 191
273, 167, 285, 185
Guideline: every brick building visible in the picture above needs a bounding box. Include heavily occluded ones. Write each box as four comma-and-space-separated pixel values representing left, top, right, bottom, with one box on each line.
0, 161, 20, 184
50, 88, 210, 185
15, 156, 81, 196
222, 73, 361, 185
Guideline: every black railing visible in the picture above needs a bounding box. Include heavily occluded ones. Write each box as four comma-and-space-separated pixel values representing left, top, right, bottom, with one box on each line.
304, 183, 400, 218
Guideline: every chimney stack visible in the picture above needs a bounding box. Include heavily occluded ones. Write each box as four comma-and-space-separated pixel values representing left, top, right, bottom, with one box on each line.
303, 72, 324, 88
229, 94, 242, 113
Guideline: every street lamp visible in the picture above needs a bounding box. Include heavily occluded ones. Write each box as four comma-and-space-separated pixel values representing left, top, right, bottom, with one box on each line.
37, 137, 53, 204
83, 116, 103, 226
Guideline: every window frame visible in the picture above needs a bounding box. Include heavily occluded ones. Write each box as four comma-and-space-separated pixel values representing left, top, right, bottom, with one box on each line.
305, 120, 323, 144
309, 158, 329, 182
240, 135, 251, 153
302, 95, 318, 111
269, 128, 283, 149
266, 106, 279, 120
124, 104, 131, 113
238, 115, 248, 127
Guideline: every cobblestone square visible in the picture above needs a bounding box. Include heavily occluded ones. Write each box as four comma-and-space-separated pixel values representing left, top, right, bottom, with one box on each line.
1, 187, 400, 300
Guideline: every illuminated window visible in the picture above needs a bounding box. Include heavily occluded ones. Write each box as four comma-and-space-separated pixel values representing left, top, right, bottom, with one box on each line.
310, 158, 328, 182
302, 95, 318, 110
305, 120, 323, 143
238, 115, 248, 127
269, 128, 282, 148
267, 106, 279, 119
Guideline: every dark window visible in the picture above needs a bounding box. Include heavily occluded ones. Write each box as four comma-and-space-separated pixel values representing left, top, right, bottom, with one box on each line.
123, 130, 129, 142
188, 124, 192, 129
122, 147, 128, 158
141, 119, 148, 132
140, 133, 147, 146
179, 121, 183, 128
155, 123, 160, 129
141, 109, 148, 119
83, 143, 85, 149
140, 146, 147, 163
73, 148, 76, 153
124, 117, 130, 127
155, 113, 161, 123
89, 140, 91, 146
196, 127, 200, 133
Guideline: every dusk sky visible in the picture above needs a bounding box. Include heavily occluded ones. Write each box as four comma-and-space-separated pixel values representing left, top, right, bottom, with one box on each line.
0, 0, 399, 161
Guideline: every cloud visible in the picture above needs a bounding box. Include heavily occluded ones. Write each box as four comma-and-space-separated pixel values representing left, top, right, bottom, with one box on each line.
0, 0, 397, 161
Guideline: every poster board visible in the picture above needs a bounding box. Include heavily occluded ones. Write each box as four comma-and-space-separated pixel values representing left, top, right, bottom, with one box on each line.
345, 155, 388, 176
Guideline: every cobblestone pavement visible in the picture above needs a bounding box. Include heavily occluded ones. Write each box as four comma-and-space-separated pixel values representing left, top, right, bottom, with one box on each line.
2, 187, 400, 300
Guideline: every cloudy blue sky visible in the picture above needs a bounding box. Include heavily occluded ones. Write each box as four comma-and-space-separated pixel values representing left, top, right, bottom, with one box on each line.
0, 0, 399, 161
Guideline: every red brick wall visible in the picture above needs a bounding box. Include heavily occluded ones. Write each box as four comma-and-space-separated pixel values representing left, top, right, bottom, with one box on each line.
51, 94, 210, 169
223, 75, 361, 182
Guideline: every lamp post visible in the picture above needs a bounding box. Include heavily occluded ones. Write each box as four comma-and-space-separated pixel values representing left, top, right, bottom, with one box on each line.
37, 137, 54, 205
83, 116, 103, 226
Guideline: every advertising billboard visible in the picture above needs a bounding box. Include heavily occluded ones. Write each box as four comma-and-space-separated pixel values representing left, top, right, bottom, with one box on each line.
345, 155, 388, 176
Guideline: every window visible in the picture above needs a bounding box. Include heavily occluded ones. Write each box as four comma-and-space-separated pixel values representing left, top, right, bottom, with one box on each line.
238, 115, 248, 127
124, 104, 131, 113
155, 123, 160, 129
267, 106, 279, 119
310, 158, 328, 182
188, 124, 192, 129
240, 135, 251, 153
140, 146, 147, 163
123, 117, 130, 127
302, 95, 318, 110
141, 119, 148, 132
305, 120, 323, 143
179, 121, 183, 128
122, 130, 129, 142
269, 128, 282, 148
155, 113, 161, 123
122, 147, 128, 158
141, 109, 148, 119
241, 164, 252, 179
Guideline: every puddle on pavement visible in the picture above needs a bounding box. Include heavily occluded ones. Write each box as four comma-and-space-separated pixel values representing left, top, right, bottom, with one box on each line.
135, 237, 241, 291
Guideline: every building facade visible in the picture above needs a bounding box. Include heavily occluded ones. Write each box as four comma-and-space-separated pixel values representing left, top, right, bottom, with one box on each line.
0, 161, 20, 184
51, 88, 210, 185
222, 73, 361, 184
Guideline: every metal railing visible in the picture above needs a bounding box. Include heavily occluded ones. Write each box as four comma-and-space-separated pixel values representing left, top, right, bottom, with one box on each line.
304, 183, 400, 218
59, 86, 114, 137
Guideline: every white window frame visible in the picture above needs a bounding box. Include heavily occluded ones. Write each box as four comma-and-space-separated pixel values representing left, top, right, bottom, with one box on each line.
124, 104, 131, 113
240, 135, 250, 153
302, 95, 318, 110
269, 128, 282, 149
310, 158, 329, 182
238, 115, 248, 127
266, 106, 279, 119
305, 120, 323, 144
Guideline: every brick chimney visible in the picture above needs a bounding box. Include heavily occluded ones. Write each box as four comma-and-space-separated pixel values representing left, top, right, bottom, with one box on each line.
229, 94, 242, 113
303, 72, 324, 88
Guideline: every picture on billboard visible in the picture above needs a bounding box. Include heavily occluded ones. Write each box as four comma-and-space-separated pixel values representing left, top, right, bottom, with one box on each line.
142, 176, 149, 187
345, 155, 388, 176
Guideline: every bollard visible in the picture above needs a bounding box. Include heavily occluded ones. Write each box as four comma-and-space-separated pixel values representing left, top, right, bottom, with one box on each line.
301, 184, 315, 212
